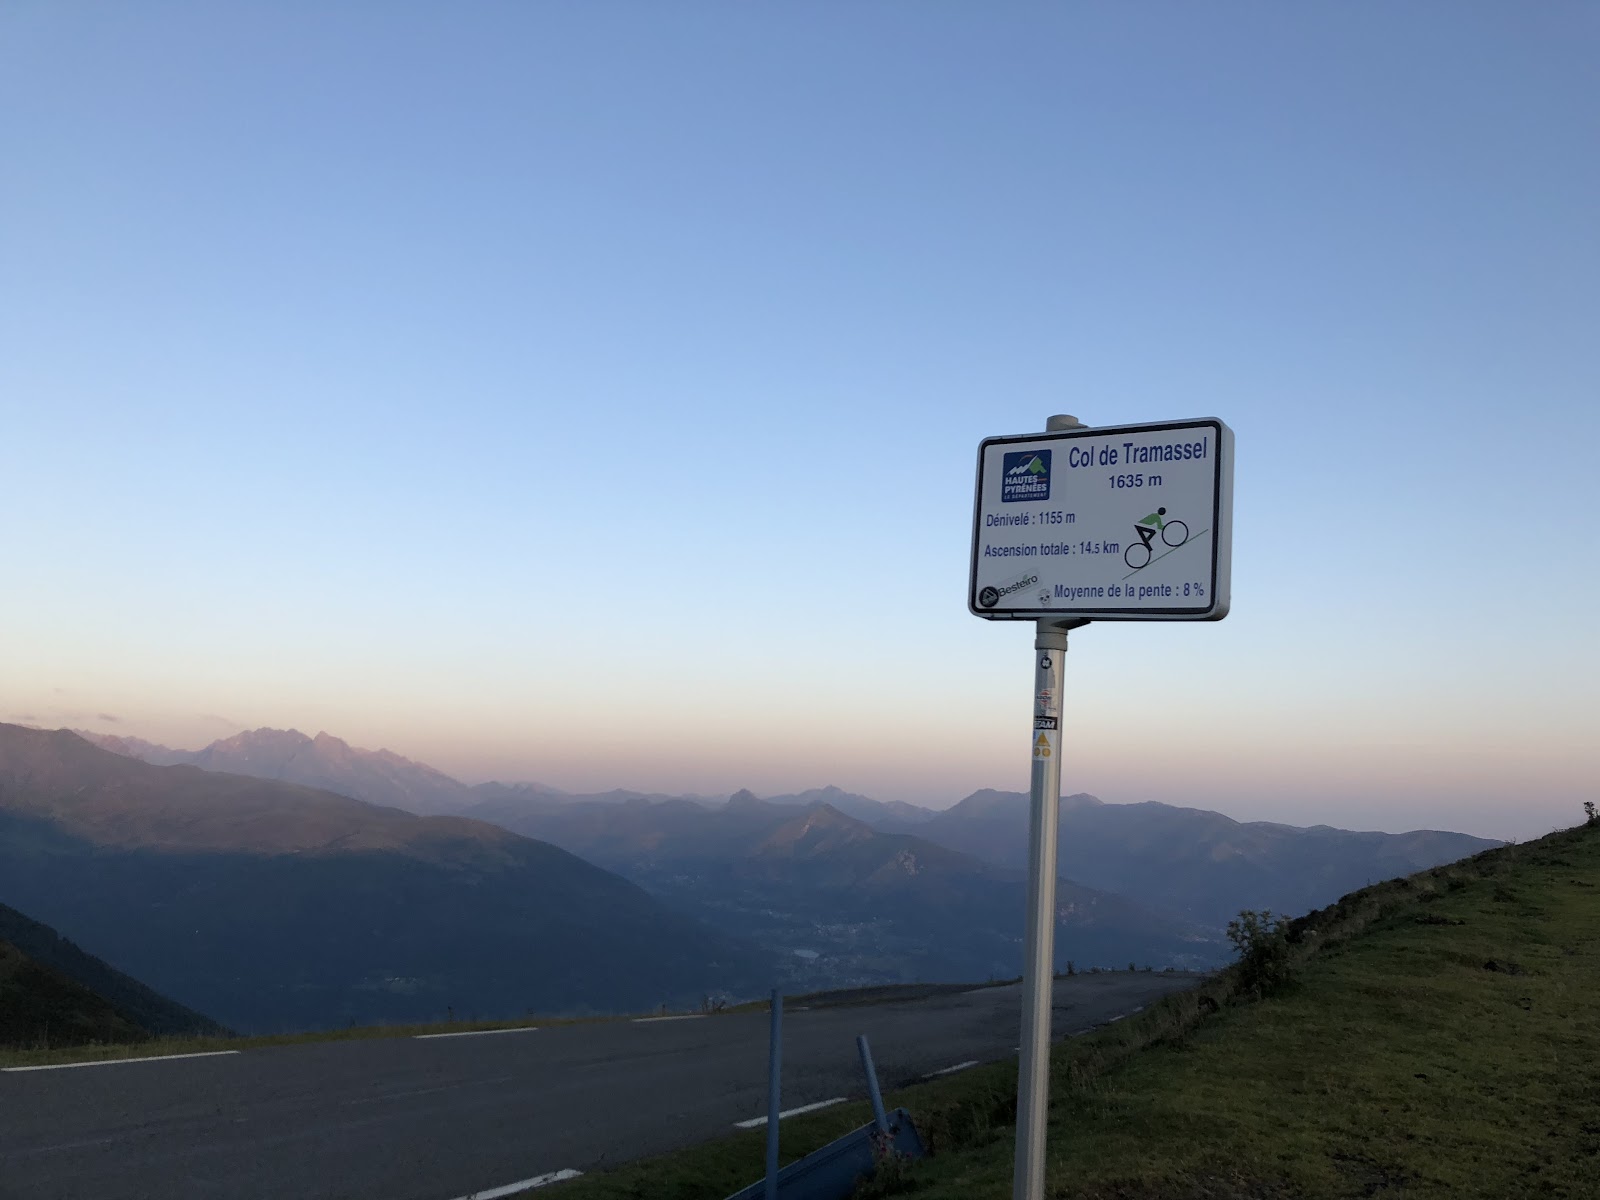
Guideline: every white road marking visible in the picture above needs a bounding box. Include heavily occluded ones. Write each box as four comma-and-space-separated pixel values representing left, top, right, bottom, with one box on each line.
631, 1014, 705, 1023
444, 1169, 583, 1199
734, 1097, 846, 1128
924, 1059, 979, 1078
2, 1050, 241, 1073
414, 1026, 539, 1040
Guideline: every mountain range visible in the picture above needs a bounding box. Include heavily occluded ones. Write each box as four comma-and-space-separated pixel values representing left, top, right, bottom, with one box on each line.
911, 789, 1498, 927
66, 724, 1503, 997
470, 787, 1222, 984
2, 725, 766, 1032
84, 727, 480, 815
75, 729, 1497, 928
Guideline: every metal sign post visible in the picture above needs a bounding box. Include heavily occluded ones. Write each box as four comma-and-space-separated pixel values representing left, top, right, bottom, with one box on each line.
967, 412, 1234, 1200
1013, 615, 1076, 1200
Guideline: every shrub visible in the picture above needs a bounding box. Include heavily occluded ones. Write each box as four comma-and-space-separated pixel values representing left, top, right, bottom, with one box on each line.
1584, 800, 1597, 826
1226, 909, 1293, 997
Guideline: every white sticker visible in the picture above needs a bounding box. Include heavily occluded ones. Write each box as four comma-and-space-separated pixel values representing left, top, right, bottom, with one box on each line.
1032, 730, 1056, 760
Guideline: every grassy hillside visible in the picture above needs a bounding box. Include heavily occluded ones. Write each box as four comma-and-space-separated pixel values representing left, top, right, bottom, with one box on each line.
0, 902, 226, 1038
538, 817, 1598, 1199
0, 938, 146, 1048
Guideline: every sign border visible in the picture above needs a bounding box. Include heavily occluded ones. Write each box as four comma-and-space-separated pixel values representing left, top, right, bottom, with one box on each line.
968, 417, 1232, 622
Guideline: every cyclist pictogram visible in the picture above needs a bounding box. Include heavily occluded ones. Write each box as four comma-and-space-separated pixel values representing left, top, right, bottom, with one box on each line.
1123, 507, 1189, 570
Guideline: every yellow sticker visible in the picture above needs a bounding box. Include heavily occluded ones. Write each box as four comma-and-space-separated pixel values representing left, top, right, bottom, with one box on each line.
1033, 731, 1055, 759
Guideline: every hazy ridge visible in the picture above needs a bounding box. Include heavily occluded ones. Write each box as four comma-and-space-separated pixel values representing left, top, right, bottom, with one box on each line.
83, 727, 1497, 915
3, 726, 767, 1032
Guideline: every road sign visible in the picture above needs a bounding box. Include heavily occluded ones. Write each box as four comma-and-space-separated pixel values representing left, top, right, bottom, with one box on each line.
970, 414, 1235, 1200
969, 417, 1233, 621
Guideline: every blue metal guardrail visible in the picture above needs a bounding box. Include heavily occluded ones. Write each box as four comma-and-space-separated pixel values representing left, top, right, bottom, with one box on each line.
724, 1005, 926, 1200
722, 1106, 925, 1200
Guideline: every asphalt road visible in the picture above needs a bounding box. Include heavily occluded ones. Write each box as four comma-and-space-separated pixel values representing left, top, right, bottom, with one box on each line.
1, 973, 1199, 1200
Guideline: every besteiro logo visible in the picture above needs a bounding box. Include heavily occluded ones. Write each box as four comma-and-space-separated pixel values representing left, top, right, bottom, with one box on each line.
978, 575, 1038, 608
1001, 450, 1051, 503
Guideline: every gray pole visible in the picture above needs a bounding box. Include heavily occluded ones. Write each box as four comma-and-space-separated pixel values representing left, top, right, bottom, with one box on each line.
765, 988, 782, 1200
856, 1034, 890, 1135
1012, 414, 1086, 1200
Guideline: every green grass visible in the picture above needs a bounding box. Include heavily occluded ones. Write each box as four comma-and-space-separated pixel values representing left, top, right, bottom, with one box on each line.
0, 939, 145, 1048
539, 820, 1600, 1199
874, 820, 1600, 1199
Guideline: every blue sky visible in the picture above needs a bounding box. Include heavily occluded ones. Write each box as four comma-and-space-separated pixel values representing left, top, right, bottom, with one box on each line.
3, 3, 1595, 840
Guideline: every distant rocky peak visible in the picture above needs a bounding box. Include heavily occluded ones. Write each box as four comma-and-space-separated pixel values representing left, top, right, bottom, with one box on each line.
756, 803, 869, 856
72, 730, 169, 759
369, 746, 421, 768
727, 788, 764, 809
223, 727, 312, 751
775, 804, 872, 847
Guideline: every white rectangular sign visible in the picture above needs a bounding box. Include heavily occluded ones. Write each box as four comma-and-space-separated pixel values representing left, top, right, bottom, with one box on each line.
969, 417, 1233, 621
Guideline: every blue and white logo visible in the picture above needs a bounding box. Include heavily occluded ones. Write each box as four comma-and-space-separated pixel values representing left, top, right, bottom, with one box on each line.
1001, 450, 1051, 503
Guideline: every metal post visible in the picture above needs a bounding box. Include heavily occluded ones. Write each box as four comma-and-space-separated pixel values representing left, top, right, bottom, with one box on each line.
1013, 619, 1072, 1200
856, 1034, 890, 1135
765, 988, 782, 1200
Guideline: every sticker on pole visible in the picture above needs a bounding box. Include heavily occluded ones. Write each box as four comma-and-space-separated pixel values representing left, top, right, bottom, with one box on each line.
969, 417, 1233, 621
1032, 731, 1056, 759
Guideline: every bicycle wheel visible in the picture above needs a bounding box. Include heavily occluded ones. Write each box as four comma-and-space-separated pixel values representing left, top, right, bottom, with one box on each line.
1161, 520, 1189, 548
1124, 542, 1151, 570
